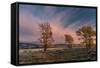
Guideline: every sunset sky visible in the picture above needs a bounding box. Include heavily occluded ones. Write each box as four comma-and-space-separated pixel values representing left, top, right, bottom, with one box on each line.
19, 4, 96, 44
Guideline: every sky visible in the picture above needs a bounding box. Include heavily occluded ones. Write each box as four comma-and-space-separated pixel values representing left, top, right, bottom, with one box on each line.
19, 4, 96, 44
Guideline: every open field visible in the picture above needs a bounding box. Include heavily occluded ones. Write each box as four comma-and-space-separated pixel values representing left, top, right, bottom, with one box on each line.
19, 48, 96, 64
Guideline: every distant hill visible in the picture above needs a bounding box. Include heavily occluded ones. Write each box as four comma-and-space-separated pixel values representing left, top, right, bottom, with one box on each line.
19, 43, 42, 49
19, 42, 87, 49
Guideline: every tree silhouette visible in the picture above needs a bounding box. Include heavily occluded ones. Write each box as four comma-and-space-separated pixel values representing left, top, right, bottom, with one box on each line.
65, 34, 74, 48
76, 26, 96, 49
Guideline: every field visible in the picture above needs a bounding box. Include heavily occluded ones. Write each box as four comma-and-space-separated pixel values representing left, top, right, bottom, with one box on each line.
19, 47, 96, 64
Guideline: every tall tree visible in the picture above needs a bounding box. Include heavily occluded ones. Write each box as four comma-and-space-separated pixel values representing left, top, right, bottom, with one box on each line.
39, 23, 54, 52
65, 34, 74, 48
76, 26, 96, 49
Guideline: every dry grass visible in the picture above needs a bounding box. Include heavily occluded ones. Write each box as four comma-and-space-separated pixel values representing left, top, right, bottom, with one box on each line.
19, 48, 96, 64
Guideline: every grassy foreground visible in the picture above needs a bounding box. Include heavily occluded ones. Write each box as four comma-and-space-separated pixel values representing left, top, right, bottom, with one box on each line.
19, 48, 96, 64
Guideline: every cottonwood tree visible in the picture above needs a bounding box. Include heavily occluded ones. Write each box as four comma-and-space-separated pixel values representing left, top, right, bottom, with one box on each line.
76, 26, 96, 49
39, 23, 54, 52
65, 34, 74, 48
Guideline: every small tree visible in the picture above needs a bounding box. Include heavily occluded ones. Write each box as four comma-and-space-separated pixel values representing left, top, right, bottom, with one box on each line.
65, 34, 74, 48
76, 26, 96, 49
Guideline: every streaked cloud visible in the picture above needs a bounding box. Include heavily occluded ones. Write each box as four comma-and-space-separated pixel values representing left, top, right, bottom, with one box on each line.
19, 4, 96, 44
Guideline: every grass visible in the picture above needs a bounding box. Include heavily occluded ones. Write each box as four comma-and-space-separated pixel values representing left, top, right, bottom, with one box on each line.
19, 48, 96, 64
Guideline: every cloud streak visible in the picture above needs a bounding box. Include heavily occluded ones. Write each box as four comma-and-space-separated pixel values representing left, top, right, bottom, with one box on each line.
19, 4, 96, 44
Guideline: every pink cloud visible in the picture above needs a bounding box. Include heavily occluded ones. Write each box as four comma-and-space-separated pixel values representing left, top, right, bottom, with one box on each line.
19, 11, 80, 44
50, 20, 80, 44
